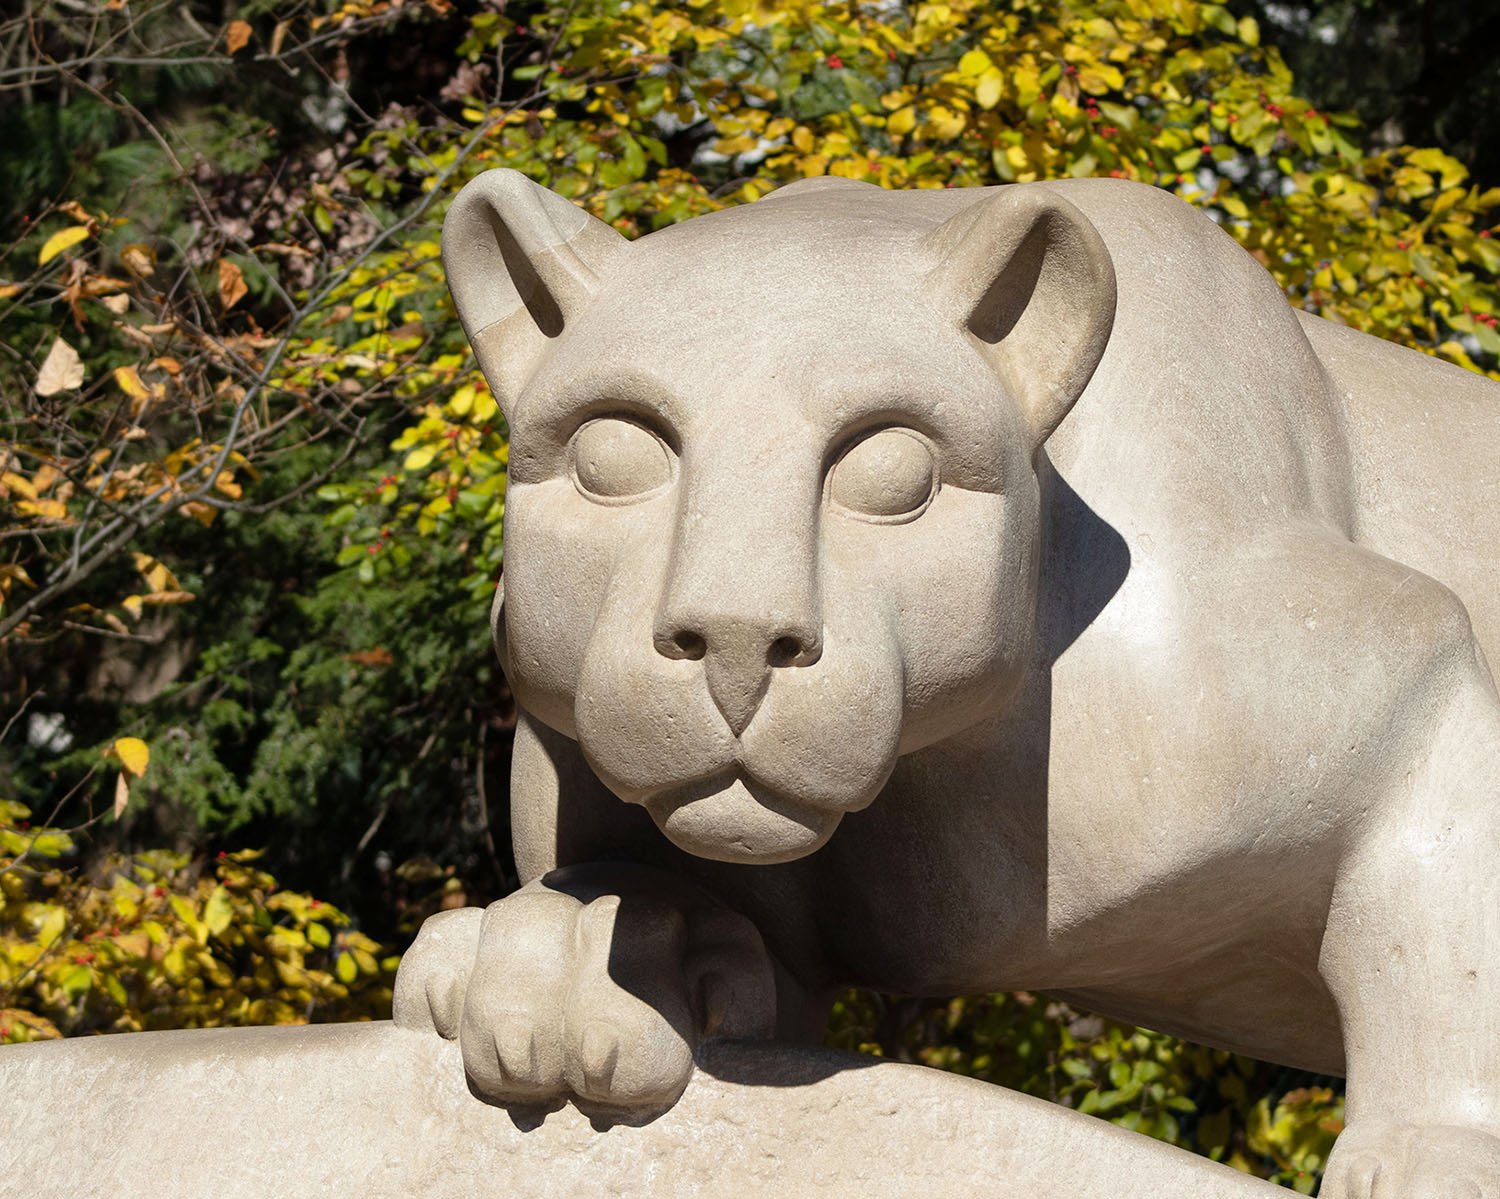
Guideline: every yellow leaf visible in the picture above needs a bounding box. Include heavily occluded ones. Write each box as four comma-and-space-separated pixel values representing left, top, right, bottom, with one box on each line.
114, 365, 150, 399
1, 471, 36, 500
38, 226, 90, 266
336, 952, 358, 984
791, 126, 814, 153
958, 49, 992, 77
447, 385, 476, 416
226, 19, 252, 54
203, 886, 234, 936
887, 106, 917, 137
975, 68, 1004, 110
38, 907, 66, 948
1078, 64, 1125, 94
403, 445, 437, 472
15, 499, 67, 520
0, 283, 23, 300
218, 259, 249, 310
0, 562, 34, 589
926, 106, 966, 140
132, 553, 180, 593
111, 737, 150, 777
35, 337, 84, 396
1221, 194, 1249, 219
114, 773, 130, 820
1237, 15, 1260, 46
100, 293, 130, 314
471, 391, 498, 423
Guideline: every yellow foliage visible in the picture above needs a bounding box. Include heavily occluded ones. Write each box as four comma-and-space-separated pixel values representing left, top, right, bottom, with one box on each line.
0, 801, 395, 1042
109, 737, 150, 778
37, 226, 90, 266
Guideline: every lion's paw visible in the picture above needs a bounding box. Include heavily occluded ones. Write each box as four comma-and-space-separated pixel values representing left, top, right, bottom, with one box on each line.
404, 870, 777, 1115
1323, 1121, 1500, 1198
391, 905, 483, 1039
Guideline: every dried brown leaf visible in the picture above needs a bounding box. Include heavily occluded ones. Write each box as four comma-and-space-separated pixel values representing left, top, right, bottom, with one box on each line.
35, 337, 84, 396
218, 259, 249, 310
226, 19, 252, 54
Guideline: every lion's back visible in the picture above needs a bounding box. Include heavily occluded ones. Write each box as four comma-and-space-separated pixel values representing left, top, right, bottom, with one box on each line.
1304, 312, 1500, 659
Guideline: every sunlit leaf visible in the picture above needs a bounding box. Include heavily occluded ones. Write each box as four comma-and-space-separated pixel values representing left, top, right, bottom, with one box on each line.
110, 737, 150, 777
37, 226, 89, 266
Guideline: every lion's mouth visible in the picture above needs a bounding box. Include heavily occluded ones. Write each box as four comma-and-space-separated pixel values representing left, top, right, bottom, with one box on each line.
642, 768, 844, 865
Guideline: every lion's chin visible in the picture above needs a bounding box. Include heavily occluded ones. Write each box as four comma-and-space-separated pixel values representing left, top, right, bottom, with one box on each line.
645, 773, 842, 865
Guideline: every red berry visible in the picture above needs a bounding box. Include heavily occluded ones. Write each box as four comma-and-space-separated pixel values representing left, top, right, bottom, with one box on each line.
826, 55, 843, 69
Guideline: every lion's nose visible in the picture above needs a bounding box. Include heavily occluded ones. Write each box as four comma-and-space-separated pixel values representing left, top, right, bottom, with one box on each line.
654, 619, 821, 736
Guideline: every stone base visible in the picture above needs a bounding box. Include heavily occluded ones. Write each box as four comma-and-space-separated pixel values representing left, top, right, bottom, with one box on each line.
0, 1023, 1284, 1196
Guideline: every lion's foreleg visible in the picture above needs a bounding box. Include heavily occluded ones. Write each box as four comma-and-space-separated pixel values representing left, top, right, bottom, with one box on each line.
1318, 646, 1500, 1195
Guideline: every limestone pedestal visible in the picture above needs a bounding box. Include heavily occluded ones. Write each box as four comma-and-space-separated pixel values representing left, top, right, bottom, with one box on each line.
0, 1022, 1285, 1195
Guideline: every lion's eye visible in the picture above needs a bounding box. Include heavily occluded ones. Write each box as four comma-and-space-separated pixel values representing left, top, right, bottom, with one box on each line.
829, 428, 937, 520
571, 417, 672, 502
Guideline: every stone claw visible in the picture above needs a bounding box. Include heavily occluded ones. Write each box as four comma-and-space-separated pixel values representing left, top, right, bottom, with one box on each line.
402, 867, 780, 1115
392, 906, 483, 1038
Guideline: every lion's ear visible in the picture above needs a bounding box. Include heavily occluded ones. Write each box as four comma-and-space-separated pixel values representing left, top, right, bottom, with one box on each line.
922, 186, 1116, 449
443, 169, 629, 418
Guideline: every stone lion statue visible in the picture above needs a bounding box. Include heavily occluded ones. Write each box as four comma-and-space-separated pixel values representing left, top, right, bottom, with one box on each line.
395, 168, 1500, 1196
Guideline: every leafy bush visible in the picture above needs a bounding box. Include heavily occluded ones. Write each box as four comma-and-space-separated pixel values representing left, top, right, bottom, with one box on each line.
0, 799, 394, 1042
828, 989, 1342, 1192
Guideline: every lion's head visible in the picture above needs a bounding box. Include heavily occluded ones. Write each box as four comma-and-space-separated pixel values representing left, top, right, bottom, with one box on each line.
444, 171, 1115, 865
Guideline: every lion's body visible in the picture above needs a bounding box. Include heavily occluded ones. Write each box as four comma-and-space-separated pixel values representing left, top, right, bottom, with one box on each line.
405, 170, 1500, 1190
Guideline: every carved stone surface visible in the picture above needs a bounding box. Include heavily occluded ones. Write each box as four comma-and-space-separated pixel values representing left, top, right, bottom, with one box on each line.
0, 1022, 1282, 1196
417, 170, 1500, 1195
